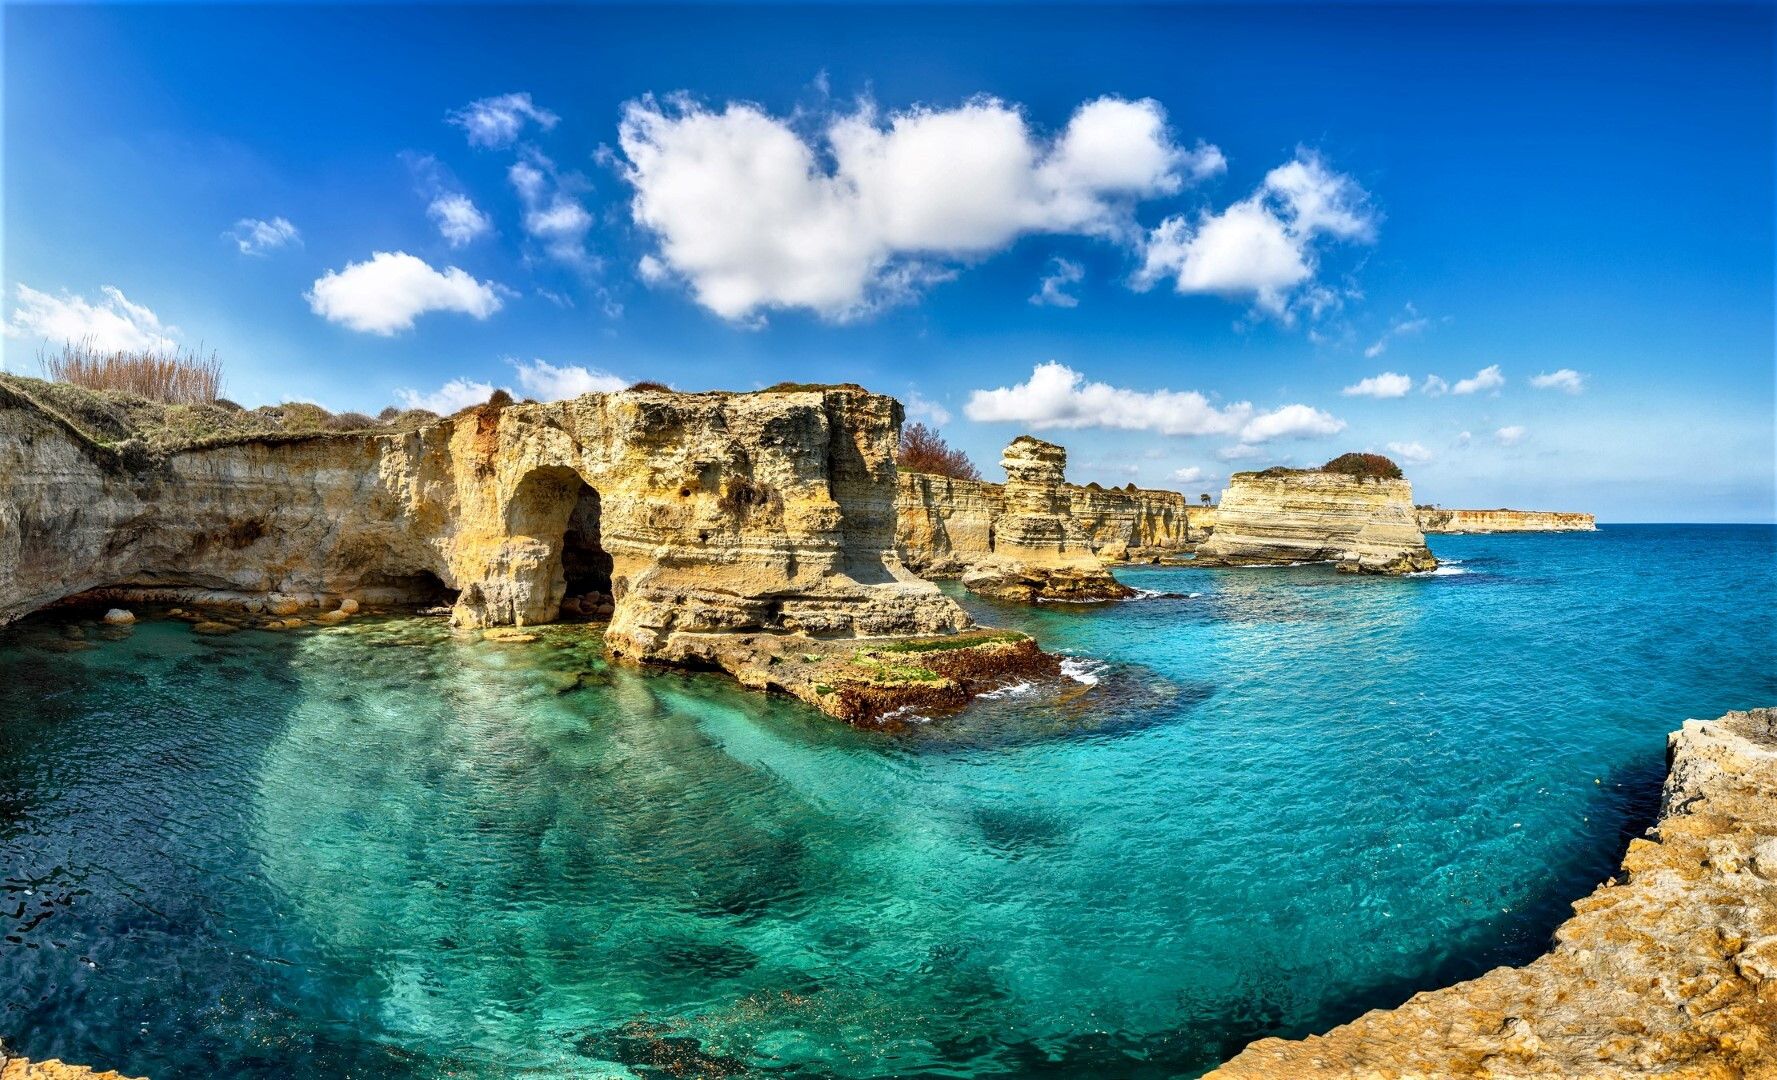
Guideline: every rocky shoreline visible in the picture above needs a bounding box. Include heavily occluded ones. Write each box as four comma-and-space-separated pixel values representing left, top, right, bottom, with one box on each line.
1211, 707, 1777, 1078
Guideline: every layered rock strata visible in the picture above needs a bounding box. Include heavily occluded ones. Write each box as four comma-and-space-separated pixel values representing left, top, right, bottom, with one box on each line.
1067, 485, 1212, 560
0, 380, 1043, 722
893, 437, 1134, 602
1419, 508, 1597, 533
1211, 707, 1777, 1078
958, 437, 1135, 602
1193, 469, 1437, 574
0, 1051, 143, 1080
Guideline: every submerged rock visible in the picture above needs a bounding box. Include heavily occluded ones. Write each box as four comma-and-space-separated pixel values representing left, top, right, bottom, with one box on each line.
191, 621, 238, 635
1210, 707, 1777, 1078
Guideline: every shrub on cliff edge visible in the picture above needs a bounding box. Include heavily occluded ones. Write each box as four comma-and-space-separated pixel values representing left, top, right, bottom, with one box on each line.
1322, 452, 1404, 480
898, 423, 981, 481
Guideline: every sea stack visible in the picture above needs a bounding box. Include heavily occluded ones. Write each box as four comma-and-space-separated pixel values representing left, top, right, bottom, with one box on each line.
1193, 453, 1437, 574
957, 437, 1136, 602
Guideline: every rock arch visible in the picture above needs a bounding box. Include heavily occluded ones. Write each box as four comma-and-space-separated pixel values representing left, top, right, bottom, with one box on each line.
452, 465, 613, 628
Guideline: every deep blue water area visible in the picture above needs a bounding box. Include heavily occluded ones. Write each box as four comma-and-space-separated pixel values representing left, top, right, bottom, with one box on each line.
2, 525, 1772, 1077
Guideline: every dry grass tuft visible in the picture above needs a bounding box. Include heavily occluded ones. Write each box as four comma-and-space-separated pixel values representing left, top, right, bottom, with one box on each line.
41, 340, 223, 405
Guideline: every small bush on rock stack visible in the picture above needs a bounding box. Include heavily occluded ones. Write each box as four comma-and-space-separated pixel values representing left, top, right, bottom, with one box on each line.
1322, 452, 1404, 480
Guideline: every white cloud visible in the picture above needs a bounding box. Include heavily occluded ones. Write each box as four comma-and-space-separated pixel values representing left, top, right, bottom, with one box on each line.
1456, 430, 1473, 446
1172, 465, 1210, 484
396, 377, 497, 414
511, 358, 626, 400
226, 216, 300, 256
1451, 364, 1505, 395
1363, 303, 1430, 358
1530, 368, 1585, 393
1421, 374, 1450, 396
307, 251, 505, 335
1030, 257, 1084, 308
1235, 402, 1346, 443
1217, 443, 1272, 462
905, 389, 952, 426
449, 92, 559, 148
1341, 371, 1412, 398
1135, 151, 1375, 320
3, 284, 177, 352
510, 151, 595, 268
618, 94, 1211, 322
966, 360, 1250, 436
963, 361, 1343, 447
1495, 425, 1526, 446
428, 194, 493, 248
1386, 440, 1433, 464
396, 357, 627, 414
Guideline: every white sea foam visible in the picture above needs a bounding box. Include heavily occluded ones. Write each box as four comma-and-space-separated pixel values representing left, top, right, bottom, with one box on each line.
1410, 565, 1470, 578
977, 681, 1035, 699
1060, 657, 1107, 685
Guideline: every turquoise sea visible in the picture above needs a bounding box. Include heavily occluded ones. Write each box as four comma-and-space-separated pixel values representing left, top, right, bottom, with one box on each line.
2, 525, 1773, 1078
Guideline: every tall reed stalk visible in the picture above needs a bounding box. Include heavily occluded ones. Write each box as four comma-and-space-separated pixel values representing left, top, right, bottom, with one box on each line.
39, 340, 223, 404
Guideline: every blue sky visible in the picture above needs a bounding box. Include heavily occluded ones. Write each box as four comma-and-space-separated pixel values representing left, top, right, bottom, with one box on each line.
4, 3, 1772, 521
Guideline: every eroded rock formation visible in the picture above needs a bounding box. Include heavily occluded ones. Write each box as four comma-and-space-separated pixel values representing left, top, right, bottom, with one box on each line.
1067, 484, 1210, 560
0, 380, 1042, 722
1194, 468, 1437, 573
0, 1051, 143, 1080
1211, 707, 1777, 1078
894, 436, 1135, 602
1419, 508, 1598, 533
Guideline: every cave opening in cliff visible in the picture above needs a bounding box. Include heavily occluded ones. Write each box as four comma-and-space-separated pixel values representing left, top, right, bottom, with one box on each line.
506, 467, 613, 615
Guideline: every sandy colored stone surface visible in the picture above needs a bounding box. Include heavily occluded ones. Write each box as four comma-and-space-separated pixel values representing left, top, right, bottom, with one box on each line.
1419, 508, 1597, 533
1210, 707, 1777, 1079
0, 1050, 144, 1080
1194, 469, 1437, 573
1, 382, 991, 720
894, 436, 1182, 601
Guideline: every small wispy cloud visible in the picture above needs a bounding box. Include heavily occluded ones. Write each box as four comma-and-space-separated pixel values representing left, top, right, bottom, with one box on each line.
905, 389, 952, 426
1530, 368, 1585, 393
1030, 257, 1085, 308
428, 194, 493, 248
1341, 371, 1412, 398
1385, 440, 1432, 464
1494, 424, 1526, 446
1363, 303, 1431, 358
1451, 364, 1505, 396
449, 91, 559, 149
227, 216, 300, 256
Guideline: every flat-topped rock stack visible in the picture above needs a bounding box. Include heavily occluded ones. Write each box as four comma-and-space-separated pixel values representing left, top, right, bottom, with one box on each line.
1419, 508, 1597, 533
1194, 457, 1437, 574
1210, 707, 1777, 1077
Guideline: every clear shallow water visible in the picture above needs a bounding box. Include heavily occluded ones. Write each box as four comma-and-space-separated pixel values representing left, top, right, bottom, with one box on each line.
2, 524, 1773, 1078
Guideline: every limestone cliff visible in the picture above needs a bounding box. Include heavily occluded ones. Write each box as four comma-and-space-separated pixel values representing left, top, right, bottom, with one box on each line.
1194, 468, 1436, 574
1211, 707, 1777, 1078
1066, 485, 1211, 560
893, 437, 1133, 602
0, 379, 1044, 722
1420, 508, 1598, 533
